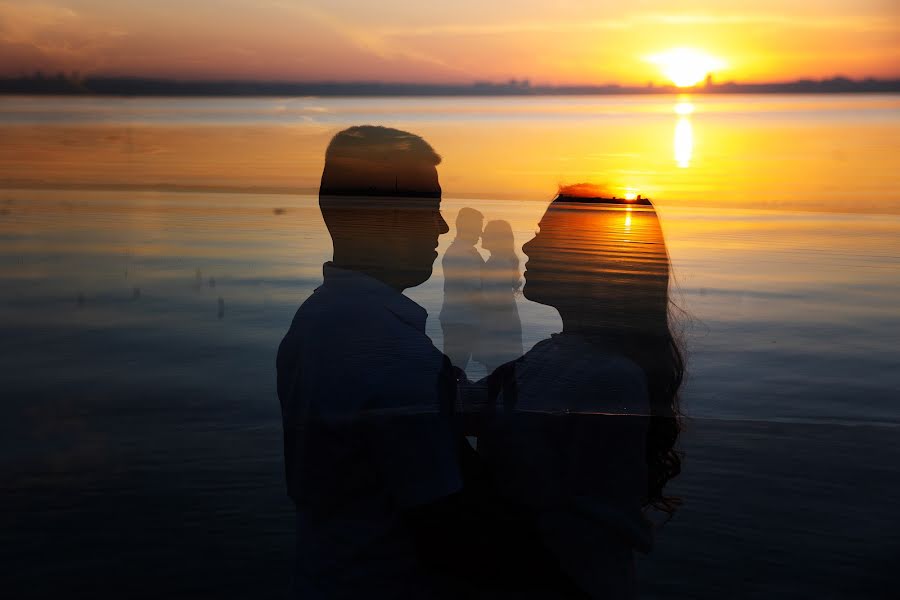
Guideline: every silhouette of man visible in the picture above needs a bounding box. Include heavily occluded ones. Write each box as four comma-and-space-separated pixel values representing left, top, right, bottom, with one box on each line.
276, 126, 469, 599
440, 207, 485, 370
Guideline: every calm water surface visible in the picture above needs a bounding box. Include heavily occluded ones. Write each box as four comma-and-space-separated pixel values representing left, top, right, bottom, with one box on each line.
1, 95, 898, 598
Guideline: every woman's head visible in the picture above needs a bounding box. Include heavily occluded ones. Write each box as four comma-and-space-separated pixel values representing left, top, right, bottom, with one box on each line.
522, 199, 668, 330
522, 193, 684, 513
481, 219, 516, 256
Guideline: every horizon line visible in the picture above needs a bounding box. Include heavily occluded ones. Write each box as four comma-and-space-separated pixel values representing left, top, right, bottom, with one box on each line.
3, 74, 899, 96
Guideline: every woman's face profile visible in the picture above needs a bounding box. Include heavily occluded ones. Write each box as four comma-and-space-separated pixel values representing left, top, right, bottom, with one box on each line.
521, 209, 558, 306
521, 202, 667, 314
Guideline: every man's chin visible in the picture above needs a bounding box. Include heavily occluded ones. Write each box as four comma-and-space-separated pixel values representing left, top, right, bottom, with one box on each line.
403, 266, 434, 290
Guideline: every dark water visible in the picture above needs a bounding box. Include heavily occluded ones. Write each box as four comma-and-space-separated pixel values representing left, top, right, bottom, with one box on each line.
2, 95, 900, 597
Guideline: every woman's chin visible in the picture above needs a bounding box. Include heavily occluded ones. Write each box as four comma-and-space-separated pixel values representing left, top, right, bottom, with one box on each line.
523, 277, 561, 309
522, 279, 543, 304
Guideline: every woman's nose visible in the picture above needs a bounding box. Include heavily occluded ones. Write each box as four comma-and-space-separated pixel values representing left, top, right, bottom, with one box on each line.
522, 236, 535, 257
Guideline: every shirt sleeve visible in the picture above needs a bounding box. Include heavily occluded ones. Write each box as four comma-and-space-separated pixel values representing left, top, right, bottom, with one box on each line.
362, 336, 464, 509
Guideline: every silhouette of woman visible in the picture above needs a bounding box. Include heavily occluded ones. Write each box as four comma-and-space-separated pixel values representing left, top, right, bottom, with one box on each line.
476, 220, 523, 373
479, 189, 685, 599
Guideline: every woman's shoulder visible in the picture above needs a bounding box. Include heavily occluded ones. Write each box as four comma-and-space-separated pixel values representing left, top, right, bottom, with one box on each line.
582, 355, 649, 413
514, 335, 648, 413
484, 254, 517, 268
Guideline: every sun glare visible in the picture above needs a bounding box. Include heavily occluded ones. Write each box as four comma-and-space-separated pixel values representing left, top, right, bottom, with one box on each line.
650, 48, 724, 87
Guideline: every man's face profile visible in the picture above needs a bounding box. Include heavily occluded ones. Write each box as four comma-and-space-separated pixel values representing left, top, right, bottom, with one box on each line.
377, 162, 448, 289
319, 126, 449, 290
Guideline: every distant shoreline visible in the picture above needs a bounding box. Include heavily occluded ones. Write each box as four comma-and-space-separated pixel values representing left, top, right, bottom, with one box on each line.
4, 185, 899, 217
2, 76, 899, 97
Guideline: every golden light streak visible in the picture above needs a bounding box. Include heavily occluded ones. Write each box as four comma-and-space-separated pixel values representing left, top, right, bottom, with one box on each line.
674, 100, 695, 116
675, 116, 693, 168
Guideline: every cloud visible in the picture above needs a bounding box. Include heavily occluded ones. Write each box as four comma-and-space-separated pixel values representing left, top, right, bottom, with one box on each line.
0, 1, 896, 81
0, 1, 79, 43
0, 1, 128, 74
266, 1, 469, 75
0, 0, 473, 79
643, 12, 900, 32
376, 12, 900, 38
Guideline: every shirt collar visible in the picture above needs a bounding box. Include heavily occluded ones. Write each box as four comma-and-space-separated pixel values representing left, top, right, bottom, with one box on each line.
320, 262, 428, 332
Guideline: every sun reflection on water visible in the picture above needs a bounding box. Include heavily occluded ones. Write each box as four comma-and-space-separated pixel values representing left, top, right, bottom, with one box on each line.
674, 101, 694, 116
674, 99, 694, 168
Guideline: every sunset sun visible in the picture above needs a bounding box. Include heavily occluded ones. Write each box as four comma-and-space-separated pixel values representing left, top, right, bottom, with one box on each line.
649, 48, 725, 87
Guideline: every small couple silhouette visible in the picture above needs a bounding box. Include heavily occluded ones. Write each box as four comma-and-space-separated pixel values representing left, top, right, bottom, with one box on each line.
276, 126, 684, 599
440, 207, 523, 374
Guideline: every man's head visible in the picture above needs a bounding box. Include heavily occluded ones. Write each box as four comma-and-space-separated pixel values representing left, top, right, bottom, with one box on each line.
319, 126, 449, 290
454, 207, 484, 245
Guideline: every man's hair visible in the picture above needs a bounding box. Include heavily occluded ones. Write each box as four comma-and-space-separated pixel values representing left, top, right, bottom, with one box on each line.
320, 126, 441, 198
455, 207, 484, 237
324, 125, 441, 167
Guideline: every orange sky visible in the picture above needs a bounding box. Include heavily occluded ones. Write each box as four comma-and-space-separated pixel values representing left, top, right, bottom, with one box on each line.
1, 1, 899, 84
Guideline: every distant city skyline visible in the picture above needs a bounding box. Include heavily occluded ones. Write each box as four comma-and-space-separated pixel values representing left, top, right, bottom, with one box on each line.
1, 1, 898, 85
4, 73, 900, 97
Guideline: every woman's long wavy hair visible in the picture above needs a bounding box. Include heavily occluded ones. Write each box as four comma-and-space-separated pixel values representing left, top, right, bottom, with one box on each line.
535, 193, 685, 513
482, 219, 522, 294
629, 311, 684, 515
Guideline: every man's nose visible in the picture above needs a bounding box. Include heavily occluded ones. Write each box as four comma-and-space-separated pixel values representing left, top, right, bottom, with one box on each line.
438, 212, 450, 234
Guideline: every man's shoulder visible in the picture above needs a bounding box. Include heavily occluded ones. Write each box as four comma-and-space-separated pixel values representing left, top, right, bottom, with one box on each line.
289, 286, 378, 330
277, 288, 448, 418
444, 241, 483, 261
280, 286, 437, 366
278, 288, 368, 364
